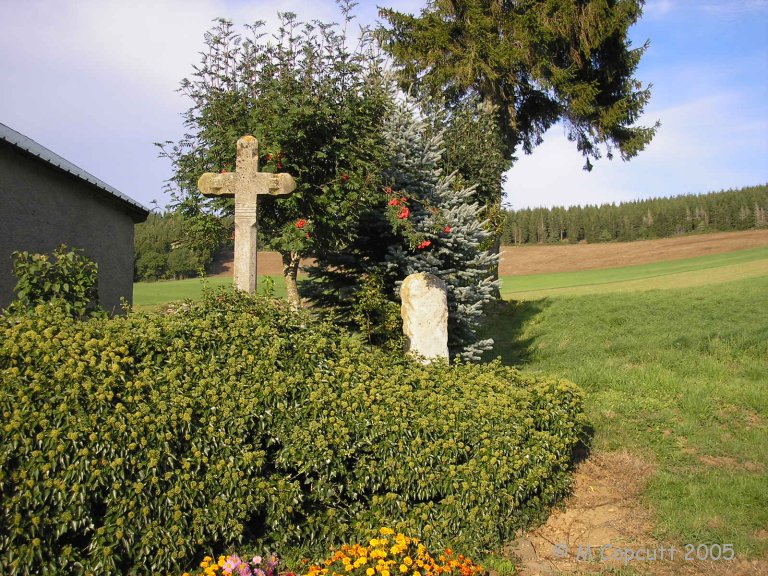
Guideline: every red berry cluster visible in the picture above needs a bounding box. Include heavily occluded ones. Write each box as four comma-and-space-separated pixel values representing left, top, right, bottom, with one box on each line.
388, 196, 410, 219
263, 152, 286, 170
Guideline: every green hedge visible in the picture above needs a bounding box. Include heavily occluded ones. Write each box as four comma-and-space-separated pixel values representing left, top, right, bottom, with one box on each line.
0, 290, 585, 575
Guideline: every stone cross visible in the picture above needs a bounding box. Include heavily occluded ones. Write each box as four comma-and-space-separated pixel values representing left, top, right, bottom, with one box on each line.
400, 272, 449, 363
198, 135, 296, 293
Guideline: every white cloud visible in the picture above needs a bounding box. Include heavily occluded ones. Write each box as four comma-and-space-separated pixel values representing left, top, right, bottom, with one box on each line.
0, 0, 385, 206
0, 0, 764, 211
505, 89, 768, 210
644, 0, 674, 18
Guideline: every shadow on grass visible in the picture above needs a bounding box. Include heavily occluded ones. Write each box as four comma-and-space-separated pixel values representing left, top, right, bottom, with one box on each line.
481, 298, 595, 469
480, 298, 551, 366
207, 248, 234, 276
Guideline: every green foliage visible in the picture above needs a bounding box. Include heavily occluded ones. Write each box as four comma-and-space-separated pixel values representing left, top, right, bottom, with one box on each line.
437, 96, 511, 211
134, 212, 227, 281
382, 95, 500, 361
501, 183, 768, 244
351, 272, 403, 347
158, 4, 391, 303
10, 244, 99, 317
379, 0, 658, 168
0, 290, 585, 575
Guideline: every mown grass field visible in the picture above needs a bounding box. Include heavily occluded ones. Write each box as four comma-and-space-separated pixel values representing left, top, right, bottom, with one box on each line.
499, 244, 768, 299
134, 244, 768, 309
132, 275, 286, 311
482, 273, 768, 561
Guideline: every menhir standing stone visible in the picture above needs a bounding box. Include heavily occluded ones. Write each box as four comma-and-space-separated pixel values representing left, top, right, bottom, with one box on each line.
400, 272, 449, 363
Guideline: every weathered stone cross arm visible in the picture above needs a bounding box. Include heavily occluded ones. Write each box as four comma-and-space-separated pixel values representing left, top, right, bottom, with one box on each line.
196, 135, 297, 293
197, 171, 296, 198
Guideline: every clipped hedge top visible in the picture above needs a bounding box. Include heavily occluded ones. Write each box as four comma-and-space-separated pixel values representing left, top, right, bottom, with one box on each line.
1, 290, 585, 576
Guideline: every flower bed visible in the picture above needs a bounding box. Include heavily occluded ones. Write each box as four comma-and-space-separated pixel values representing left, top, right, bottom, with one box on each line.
184, 529, 485, 576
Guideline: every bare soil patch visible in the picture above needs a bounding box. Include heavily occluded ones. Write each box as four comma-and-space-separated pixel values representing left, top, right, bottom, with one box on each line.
500, 229, 768, 276
208, 248, 315, 277
210, 230, 768, 277
504, 450, 767, 576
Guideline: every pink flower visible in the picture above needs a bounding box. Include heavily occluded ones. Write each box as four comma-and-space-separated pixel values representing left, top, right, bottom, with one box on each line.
443, 225, 452, 233
223, 556, 245, 574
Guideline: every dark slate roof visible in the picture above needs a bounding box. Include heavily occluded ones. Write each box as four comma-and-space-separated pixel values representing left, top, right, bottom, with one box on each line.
0, 122, 149, 219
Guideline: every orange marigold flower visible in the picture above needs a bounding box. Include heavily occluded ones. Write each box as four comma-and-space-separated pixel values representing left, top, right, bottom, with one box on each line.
388, 198, 400, 206
295, 219, 307, 229
398, 206, 410, 219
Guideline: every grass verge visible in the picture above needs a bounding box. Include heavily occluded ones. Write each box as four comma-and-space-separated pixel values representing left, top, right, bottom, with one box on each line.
481, 275, 768, 559
132, 275, 287, 311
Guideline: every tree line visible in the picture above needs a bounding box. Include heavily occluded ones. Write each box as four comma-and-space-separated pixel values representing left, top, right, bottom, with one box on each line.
501, 184, 768, 245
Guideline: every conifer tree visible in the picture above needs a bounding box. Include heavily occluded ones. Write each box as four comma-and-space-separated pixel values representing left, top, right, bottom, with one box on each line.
379, 0, 658, 169
382, 96, 498, 361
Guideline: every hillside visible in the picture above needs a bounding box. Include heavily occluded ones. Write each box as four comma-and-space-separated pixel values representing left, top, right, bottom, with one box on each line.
499, 229, 768, 275
209, 229, 768, 277
502, 183, 768, 245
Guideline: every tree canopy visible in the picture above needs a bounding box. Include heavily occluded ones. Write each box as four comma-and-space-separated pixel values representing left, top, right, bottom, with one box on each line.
158, 7, 391, 304
379, 0, 658, 169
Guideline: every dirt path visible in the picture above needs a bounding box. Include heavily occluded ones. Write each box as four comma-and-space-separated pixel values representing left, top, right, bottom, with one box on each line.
209, 230, 768, 278
504, 450, 767, 576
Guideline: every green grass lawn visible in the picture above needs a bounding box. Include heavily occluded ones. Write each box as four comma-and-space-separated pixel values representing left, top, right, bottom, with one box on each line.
481, 274, 768, 559
500, 245, 768, 299
132, 275, 287, 311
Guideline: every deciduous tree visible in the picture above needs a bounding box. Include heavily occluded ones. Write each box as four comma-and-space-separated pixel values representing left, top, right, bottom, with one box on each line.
159, 4, 390, 305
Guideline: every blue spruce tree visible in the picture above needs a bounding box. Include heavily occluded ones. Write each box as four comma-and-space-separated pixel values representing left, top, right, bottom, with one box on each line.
382, 96, 498, 361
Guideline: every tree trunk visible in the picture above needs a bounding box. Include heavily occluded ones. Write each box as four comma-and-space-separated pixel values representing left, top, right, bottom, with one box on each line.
490, 235, 502, 299
281, 251, 301, 308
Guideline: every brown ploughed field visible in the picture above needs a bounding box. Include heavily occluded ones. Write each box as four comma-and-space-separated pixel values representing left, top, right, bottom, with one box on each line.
211, 229, 768, 277
500, 229, 768, 275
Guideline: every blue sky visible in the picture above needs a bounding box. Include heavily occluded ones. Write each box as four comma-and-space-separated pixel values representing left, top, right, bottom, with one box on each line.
1, 0, 766, 211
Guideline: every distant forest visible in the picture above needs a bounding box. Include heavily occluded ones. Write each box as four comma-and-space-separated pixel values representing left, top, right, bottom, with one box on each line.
500, 184, 768, 245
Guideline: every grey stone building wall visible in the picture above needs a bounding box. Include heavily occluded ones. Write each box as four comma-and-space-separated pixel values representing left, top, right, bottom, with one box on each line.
0, 138, 147, 313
